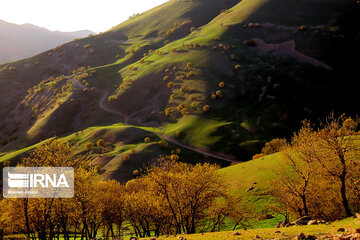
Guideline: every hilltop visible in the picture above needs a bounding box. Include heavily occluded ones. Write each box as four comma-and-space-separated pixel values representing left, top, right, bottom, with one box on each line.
0, 19, 94, 64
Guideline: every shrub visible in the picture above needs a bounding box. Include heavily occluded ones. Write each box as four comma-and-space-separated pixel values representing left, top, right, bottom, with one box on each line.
252, 153, 265, 160
158, 141, 169, 149
165, 107, 175, 116
163, 76, 170, 81
261, 138, 287, 155
299, 25, 308, 31
165, 68, 170, 73
177, 103, 185, 111
97, 139, 105, 147
166, 29, 175, 36
173, 66, 177, 71
170, 94, 176, 100
180, 86, 186, 93
123, 154, 130, 161
85, 142, 94, 151
108, 96, 118, 102
343, 118, 358, 131
219, 82, 225, 88
191, 101, 199, 108
186, 71, 195, 78
189, 95, 196, 101
181, 108, 189, 115
186, 62, 192, 69
203, 105, 210, 112
234, 65, 241, 70
167, 82, 174, 88
144, 137, 151, 143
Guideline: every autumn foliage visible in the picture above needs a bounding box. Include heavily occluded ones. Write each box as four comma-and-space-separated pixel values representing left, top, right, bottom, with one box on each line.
0, 141, 249, 239
271, 114, 360, 221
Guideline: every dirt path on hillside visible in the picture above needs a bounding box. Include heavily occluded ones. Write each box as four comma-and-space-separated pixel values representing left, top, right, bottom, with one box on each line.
251, 38, 332, 70
68, 77, 239, 163
97, 91, 238, 163
98, 90, 130, 124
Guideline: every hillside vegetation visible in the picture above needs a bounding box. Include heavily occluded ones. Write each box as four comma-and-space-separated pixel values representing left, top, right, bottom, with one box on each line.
0, 0, 359, 182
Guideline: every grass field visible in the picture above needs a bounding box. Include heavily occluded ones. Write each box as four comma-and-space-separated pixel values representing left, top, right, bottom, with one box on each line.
140, 217, 359, 240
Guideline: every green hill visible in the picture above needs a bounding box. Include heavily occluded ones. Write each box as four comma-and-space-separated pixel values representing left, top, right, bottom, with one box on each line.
0, 0, 359, 181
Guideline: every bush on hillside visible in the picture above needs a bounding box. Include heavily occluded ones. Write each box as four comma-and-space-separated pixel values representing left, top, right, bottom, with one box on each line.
299, 25, 308, 31
252, 153, 265, 160
97, 139, 105, 147
261, 138, 287, 155
203, 105, 210, 112
123, 154, 130, 161
85, 142, 94, 151
167, 82, 174, 88
158, 141, 169, 149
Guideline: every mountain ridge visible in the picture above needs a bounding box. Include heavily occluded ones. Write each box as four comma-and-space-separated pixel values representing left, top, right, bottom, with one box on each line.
0, 19, 95, 63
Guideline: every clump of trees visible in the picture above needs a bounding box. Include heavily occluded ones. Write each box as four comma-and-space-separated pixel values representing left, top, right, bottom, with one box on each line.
0, 140, 250, 239
271, 114, 360, 221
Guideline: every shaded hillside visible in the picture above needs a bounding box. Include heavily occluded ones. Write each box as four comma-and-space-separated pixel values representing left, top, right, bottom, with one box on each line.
0, 0, 359, 179
0, 19, 94, 63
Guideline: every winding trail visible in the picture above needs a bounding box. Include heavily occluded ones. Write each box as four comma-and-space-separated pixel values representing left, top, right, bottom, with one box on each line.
70, 78, 239, 163
98, 90, 130, 124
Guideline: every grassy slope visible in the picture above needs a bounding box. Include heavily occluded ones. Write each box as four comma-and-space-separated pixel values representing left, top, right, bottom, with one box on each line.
1, 0, 359, 180
141, 218, 359, 240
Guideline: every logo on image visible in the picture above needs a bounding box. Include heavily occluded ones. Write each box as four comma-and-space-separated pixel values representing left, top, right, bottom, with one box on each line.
3, 167, 74, 198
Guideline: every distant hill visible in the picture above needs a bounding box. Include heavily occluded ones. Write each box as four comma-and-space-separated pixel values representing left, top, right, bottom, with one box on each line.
0, 19, 95, 63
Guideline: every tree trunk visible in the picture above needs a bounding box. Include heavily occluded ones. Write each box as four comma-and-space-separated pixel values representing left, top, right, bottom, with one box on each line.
340, 173, 353, 217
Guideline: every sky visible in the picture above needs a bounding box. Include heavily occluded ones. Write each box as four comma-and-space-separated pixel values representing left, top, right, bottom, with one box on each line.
0, 0, 169, 33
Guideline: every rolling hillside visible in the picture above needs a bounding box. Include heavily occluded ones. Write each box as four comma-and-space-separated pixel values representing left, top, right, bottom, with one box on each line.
0, 0, 359, 182
0, 19, 94, 64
